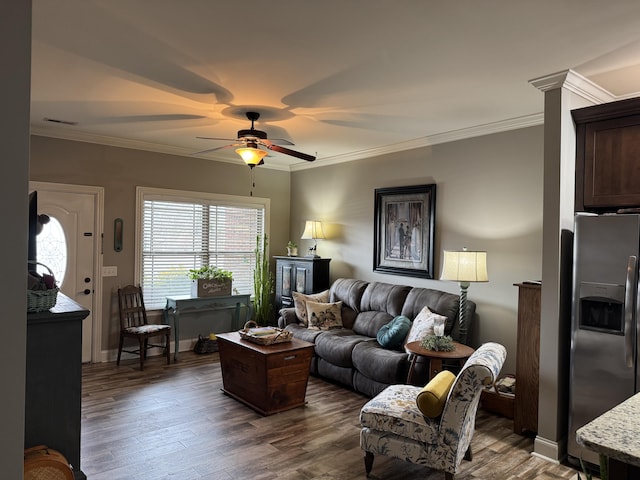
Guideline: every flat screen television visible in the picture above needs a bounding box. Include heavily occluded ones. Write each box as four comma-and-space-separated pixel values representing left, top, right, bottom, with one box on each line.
28, 191, 38, 274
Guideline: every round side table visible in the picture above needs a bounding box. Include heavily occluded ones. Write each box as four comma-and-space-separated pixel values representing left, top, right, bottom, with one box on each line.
405, 340, 475, 384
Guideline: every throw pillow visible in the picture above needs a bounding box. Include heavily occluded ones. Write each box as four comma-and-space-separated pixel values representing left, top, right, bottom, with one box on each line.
405, 306, 448, 346
293, 290, 329, 326
306, 300, 343, 330
416, 370, 457, 418
377, 315, 411, 350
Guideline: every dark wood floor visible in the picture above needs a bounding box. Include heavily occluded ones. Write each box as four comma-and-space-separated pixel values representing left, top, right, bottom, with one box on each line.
81, 352, 584, 480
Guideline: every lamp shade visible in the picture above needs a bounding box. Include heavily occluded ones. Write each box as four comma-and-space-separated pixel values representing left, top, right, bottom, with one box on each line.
301, 220, 325, 240
235, 145, 267, 165
440, 249, 488, 282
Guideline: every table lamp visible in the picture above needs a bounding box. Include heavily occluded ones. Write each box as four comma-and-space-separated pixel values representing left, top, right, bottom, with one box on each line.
440, 247, 488, 333
301, 220, 325, 258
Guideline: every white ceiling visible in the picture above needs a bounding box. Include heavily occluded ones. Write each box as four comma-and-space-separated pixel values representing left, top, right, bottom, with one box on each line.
30, 1, 640, 171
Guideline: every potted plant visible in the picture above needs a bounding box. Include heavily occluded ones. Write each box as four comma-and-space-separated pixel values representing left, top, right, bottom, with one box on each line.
286, 240, 298, 257
188, 265, 233, 297
253, 235, 274, 326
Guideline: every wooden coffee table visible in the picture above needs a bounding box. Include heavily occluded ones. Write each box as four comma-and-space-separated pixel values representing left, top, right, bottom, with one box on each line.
405, 340, 475, 384
216, 331, 314, 416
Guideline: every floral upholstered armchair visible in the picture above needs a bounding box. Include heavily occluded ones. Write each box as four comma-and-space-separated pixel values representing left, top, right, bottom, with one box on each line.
359, 342, 506, 479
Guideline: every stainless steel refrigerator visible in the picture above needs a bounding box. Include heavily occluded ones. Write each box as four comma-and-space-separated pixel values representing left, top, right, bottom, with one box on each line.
568, 213, 640, 465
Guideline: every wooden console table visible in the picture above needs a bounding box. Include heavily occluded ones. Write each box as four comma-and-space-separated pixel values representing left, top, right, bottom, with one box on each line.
163, 294, 250, 361
217, 332, 314, 415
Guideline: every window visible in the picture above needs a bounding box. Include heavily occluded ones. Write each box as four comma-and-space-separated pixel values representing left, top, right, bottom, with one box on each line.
136, 187, 269, 309
36, 215, 68, 285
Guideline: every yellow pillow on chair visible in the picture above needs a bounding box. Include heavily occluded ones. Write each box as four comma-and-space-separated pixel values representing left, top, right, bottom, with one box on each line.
416, 370, 457, 418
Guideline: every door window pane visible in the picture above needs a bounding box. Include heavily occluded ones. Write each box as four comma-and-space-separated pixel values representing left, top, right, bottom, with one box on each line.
36, 216, 68, 285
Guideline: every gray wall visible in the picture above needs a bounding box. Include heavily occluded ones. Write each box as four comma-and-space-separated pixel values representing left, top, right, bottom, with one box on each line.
29, 136, 291, 355
291, 125, 545, 374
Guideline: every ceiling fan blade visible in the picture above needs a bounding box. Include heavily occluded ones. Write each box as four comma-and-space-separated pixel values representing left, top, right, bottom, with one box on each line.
268, 138, 295, 146
92, 114, 207, 125
265, 143, 316, 162
191, 144, 239, 155
196, 136, 237, 141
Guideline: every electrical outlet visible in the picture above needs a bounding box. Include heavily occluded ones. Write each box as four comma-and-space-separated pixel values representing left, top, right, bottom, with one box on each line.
102, 266, 118, 277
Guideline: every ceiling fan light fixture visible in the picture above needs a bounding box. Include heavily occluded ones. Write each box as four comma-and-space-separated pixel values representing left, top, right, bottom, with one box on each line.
236, 143, 267, 166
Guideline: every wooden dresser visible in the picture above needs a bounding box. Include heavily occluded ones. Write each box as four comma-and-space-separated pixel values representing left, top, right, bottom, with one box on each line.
513, 282, 541, 435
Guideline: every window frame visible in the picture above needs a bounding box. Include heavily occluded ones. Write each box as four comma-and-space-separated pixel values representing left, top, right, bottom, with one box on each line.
135, 186, 270, 310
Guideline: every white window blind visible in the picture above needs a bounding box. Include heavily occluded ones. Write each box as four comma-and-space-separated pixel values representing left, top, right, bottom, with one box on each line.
138, 189, 266, 309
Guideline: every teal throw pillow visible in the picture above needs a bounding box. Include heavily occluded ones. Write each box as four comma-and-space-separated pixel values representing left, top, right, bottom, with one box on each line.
377, 315, 411, 350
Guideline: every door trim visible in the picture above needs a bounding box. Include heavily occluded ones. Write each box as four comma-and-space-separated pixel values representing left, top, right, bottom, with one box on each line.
30, 181, 104, 363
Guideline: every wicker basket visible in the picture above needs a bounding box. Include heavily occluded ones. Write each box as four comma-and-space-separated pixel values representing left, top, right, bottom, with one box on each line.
193, 335, 218, 354
27, 262, 59, 313
239, 321, 292, 345
24, 445, 74, 480
480, 374, 515, 419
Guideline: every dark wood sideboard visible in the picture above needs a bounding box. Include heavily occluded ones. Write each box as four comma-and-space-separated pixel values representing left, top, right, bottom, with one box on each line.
274, 256, 331, 312
26, 293, 89, 480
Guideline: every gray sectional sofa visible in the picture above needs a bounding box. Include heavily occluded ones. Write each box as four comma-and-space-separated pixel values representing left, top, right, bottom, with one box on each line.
277, 278, 476, 397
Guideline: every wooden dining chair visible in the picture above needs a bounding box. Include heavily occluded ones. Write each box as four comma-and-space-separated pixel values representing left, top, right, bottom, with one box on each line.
117, 285, 171, 370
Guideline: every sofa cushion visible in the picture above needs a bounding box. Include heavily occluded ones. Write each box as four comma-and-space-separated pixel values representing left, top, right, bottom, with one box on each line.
377, 315, 411, 350
307, 300, 343, 330
353, 311, 395, 337
284, 323, 325, 344
361, 282, 411, 318
329, 278, 369, 329
416, 370, 456, 418
352, 341, 410, 385
293, 290, 329, 326
314, 330, 371, 368
401, 287, 460, 334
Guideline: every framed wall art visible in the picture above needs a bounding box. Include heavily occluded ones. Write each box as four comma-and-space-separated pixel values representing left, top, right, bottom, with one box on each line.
373, 184, 436, 279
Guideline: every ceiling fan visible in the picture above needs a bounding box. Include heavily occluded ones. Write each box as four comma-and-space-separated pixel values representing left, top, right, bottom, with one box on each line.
194, 111, 316, 166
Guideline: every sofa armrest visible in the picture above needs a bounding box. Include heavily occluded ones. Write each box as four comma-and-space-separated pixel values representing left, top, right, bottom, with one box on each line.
277, 307, 299, 328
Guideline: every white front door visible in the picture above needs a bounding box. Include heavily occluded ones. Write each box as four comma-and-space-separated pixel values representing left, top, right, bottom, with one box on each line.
32, 185, 101, 363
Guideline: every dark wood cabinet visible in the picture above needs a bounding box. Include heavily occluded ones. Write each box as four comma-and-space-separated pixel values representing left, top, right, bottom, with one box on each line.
513, 283, 540, 435
274, 256, 330, 312
573, 96, 640, 212
26, 294, 89, 480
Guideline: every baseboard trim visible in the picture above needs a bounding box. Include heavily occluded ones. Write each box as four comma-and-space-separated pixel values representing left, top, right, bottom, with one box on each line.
533, 436, 563, 463
99, 338, 198, 363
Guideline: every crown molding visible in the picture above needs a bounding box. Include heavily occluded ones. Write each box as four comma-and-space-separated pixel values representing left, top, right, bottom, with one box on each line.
291, 113, 544, 171
29, 126, 294, 171
529, 69, 617, 104
32, 111, 550, 173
